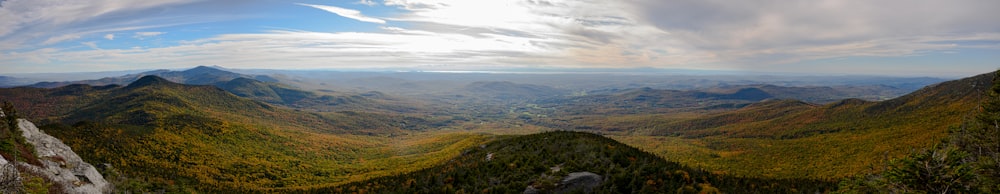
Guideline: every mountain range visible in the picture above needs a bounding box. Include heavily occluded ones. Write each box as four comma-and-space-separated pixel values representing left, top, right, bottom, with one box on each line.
596, 72, 994, 179
0, 66, 993, 192
2, 74, 489, 191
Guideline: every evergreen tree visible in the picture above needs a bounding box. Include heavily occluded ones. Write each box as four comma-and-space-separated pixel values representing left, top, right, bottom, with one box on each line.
950, 70, 1000, 192
0, 101, 24, 193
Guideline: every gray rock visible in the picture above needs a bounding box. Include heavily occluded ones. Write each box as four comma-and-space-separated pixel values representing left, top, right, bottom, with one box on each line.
557, 172, 602, 193
523, 185, 541, 194
18, 119, 110, 193
0, 157, 23, 193
524, 171, 603, 194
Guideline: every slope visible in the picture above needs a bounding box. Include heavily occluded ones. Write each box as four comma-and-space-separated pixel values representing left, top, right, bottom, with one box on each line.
313, 131, 835, 193
0, 84, 119, 122
652, 71, 992, 139
215, 77, 312, 105
15, 76, 487, 192
610, 71, 994, 179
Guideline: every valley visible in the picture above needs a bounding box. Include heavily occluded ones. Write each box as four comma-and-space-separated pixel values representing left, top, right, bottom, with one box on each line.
0, 66, 995, 193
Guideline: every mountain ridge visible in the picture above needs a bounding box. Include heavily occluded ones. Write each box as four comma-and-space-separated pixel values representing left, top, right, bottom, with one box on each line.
650, 71, 993, 139
12, 76, 481, 192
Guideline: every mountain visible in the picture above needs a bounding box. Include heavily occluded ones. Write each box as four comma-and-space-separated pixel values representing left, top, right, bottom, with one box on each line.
0, 76, 482, 192
27, 66, 274, 88
216, 77, 313, 105
0, 76, 34, 88
309, 131, 835, 193
705, 84, 907, 104
538, 87, 775, 115
21, 66, 421, 113
653, 71, 993, 139
593, 71, 995, 179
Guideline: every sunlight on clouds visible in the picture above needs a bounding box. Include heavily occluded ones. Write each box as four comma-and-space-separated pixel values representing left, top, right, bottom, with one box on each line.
1, 0, 998, 75
386, 0, 537, 29
298, 3, 387, 24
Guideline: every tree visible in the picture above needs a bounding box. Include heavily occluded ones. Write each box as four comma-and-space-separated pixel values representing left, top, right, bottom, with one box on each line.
883, 147, 974, 193
950, 70, 1000, 192
0, 101, 24, 193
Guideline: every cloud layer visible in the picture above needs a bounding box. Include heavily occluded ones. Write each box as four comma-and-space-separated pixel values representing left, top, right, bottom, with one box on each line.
1, 0, 998, 76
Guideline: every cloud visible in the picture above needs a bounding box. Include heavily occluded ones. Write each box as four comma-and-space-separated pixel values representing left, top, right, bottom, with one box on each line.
81, 41, 99, 49
633, 0, 1000, 65
2, 0, 998, 76
357, 0, 377, 6
134, 31, 165, 39
0, 0, 234, 50
40, 33, 81, 45
298, 3, 386, 24
104, 33, 114, 40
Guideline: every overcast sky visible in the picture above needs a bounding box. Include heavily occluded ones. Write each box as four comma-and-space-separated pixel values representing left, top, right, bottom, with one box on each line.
0, 0, 998, 77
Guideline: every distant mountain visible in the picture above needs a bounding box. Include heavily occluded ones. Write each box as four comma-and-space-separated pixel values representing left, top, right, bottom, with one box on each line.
0, 75, 33, 88
21, 66, 412, 112
317, 131, 834, 193
652, 71, 993, 139
694, 87, 773, 101
541, 87, 774, 115
27, 66, 277, 88
536, 81, 948, 116
0, 76, 453, 192
706, 84, 909, 104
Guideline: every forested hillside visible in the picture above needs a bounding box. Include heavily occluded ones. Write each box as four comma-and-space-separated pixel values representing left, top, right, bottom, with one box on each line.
839, 71, 1000, 193
2, 76, 489, 192
599, 72, 994, 180
319, 131, 835, 194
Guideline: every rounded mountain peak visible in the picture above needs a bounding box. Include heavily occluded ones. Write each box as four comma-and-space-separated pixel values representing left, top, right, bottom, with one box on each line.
125, 75, 175, 89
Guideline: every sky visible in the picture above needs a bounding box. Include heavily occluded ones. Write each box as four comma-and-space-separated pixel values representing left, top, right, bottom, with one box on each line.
0, 0, 998, 77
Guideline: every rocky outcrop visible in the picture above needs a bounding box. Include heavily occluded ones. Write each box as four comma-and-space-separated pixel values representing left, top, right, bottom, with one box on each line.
558, 172, 602, 193
0, 156, 22, 193
523, 171, 603, 194
17, 119, 110, 193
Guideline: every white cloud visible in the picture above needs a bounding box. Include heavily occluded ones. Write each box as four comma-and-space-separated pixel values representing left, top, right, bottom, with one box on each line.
39, 33, 81, 45
81, 41, 99, 50
357, 0, 377, 6
0, 0, 223, 50
104, 33, 115, 40
298, 3, 386, 24
134, 31, 165, 39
